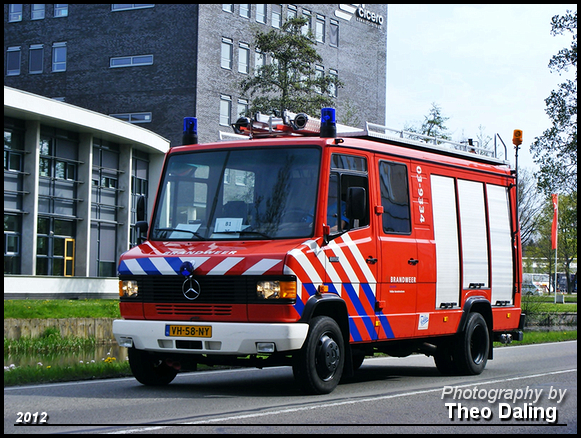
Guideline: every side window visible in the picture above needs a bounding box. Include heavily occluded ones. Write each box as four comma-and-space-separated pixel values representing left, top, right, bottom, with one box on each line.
328, 153, 369, 233
379, 161, 411, 234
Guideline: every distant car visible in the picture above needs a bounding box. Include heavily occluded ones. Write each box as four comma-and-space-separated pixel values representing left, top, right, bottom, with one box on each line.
523, 284, 543, 296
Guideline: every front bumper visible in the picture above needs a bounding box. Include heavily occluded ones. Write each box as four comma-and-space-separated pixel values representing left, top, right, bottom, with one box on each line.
113, 319, 308, 355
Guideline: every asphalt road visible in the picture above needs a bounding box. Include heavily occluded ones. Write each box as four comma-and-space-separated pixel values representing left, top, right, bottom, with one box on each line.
4, 341, 577, 434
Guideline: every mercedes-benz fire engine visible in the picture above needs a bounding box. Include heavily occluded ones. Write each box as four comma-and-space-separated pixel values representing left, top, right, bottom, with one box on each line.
113, 108, 525, 394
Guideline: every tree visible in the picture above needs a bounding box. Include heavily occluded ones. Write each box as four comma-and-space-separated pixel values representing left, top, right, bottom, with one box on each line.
530, 10, 577, 195
405, 102, 451, 142
518, 167, 543, 247
240, 17, 343, 117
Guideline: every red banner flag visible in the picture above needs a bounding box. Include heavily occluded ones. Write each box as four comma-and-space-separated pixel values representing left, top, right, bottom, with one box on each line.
551, 194, 558, 250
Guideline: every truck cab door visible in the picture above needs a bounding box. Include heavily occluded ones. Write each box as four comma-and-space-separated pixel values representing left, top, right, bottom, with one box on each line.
375, 158, 418, 339
323, 152, 378, 343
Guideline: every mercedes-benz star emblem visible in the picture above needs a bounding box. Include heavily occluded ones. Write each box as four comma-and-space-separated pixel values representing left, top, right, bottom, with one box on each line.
179, 260, 200, 300
182, 276, 201, 300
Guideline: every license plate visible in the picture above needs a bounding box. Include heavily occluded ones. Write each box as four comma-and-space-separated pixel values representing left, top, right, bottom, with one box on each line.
165, 325, 212, 338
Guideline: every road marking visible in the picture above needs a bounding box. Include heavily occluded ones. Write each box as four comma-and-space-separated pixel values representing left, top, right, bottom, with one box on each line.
108, 368, 577, 434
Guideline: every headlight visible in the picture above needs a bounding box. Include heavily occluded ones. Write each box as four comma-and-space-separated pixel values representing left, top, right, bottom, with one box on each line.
256, 280, 296, 299
119, 280, 139, 298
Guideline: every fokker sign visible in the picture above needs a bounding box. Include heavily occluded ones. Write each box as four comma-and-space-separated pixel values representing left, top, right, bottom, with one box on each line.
335, 4, 384, 27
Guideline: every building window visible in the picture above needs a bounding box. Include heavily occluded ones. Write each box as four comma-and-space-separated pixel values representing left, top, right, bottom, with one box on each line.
8, 4, 23, 22
287, 4, 297, 21
110, 54, 153, 68
130, 152, 149, 247
36, 217, 76, 276
302, 9, 311, 36
330, 19, 339, 47
222, 4, 233, 13
237, 98, 248, 118
31, 4, 45, 20
221, 37, 233, 70
254, 50, 265, 75
220, 95, 232, 126
4, 123, 24, 274
111, 4, 154, 12
6, 47, 21, 76
52, 42, 67, 72
4, 214, 22, 274
238, 42, 250, 74
272, 4, 281, 28
91, 141, 120, 277
4, 148, 22, 172
54, 4, 68, 17
36, 127, 79, 276
316, 14, 325, 43
29, 44, 44, 74
256, 4, 266, 23
315, 65, 324, 94
110, 112, 152, 124
329, 69, 338, 97
239, 4, 250, 19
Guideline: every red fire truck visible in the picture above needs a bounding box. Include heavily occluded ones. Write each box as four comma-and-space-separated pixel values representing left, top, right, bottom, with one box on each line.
113, 108, 525, 394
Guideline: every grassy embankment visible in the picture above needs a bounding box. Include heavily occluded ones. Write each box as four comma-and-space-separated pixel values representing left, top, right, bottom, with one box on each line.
4, 297, 577, 386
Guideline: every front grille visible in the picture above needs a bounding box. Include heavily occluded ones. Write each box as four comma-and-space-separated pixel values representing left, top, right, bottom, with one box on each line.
130, 275, 252, 304
155, 303, 233, 316
120, 274, 296, 305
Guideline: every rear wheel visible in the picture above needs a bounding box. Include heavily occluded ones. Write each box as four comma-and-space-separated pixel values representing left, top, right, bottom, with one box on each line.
454, 312, 490, 375
292, 316, 345, 394
128, 347, 178, 386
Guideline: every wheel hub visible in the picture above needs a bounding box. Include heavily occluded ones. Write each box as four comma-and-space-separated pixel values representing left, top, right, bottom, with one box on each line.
316, 333, 340, 379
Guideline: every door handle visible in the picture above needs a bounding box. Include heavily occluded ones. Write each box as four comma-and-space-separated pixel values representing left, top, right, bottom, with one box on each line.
408, 258, 419, 266
366, 256, 378, 265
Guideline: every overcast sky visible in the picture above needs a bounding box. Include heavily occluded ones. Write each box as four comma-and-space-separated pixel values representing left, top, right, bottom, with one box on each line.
385, 4, 577, 170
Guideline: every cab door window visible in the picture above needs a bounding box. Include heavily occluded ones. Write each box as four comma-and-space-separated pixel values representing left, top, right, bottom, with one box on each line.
379, 160, 411, 234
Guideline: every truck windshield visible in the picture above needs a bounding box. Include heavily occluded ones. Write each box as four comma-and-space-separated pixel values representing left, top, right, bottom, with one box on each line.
150, 147, 321, 240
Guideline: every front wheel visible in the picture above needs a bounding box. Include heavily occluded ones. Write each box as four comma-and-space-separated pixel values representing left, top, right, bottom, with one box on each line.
292, 316, 345, 395
128, 347, 178, 386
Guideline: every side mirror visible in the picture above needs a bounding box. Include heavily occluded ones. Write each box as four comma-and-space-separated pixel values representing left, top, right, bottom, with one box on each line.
135, 195, 148, 243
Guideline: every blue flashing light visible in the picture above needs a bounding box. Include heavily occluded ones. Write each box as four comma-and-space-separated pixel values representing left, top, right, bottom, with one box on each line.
182, 117, 198, 145
320, 107, 336, 138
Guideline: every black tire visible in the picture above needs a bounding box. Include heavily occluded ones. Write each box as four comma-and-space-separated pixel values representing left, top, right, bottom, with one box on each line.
454, 312, 490, 375
292, 316, 345, 395
128, 347, 178, 386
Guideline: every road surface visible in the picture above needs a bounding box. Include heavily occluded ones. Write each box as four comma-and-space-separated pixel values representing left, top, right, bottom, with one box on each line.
4, 341, 577, 434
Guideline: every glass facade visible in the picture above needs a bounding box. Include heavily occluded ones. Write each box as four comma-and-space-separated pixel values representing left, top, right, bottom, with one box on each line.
3, 111, 160, 279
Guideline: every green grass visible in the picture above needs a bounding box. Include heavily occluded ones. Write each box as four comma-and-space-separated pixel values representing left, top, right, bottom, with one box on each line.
4, 327, 97, 356
4, 357, 132, 387
4, 299, 121, 319
493, 329, 577, 348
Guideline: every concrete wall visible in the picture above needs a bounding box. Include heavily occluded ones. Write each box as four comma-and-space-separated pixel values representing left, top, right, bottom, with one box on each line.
4, 318, 116, 341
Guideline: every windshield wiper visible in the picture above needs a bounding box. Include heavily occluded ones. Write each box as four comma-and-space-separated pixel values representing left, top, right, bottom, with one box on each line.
215, 230, 272, 239
155, 228, 204, 239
